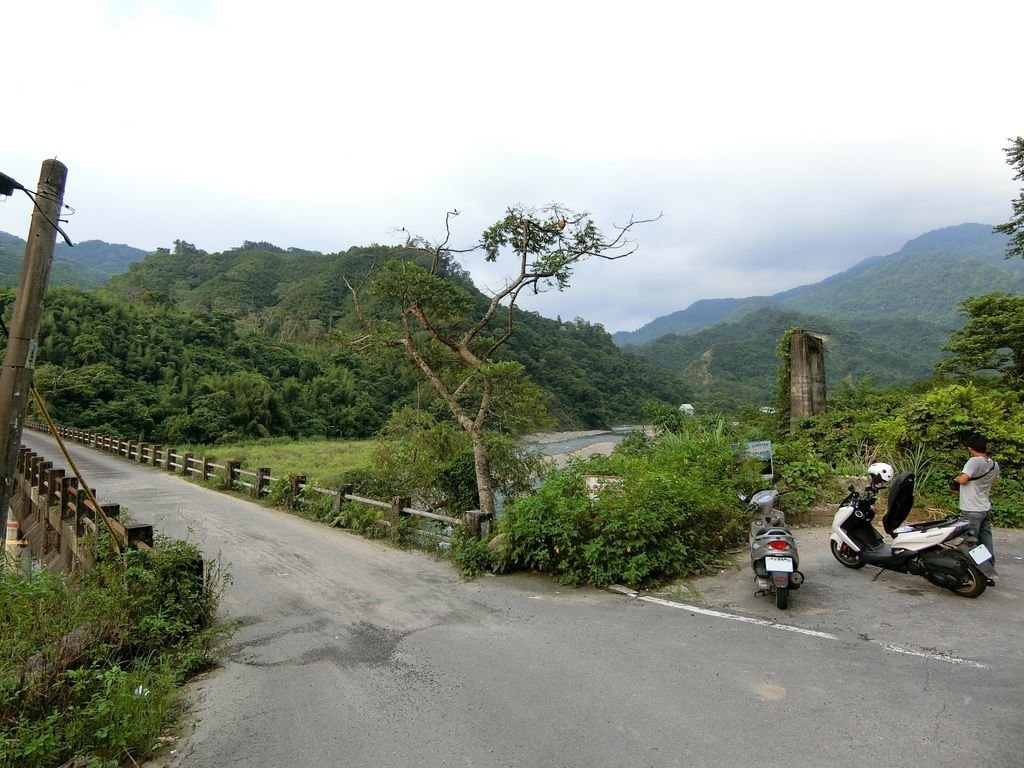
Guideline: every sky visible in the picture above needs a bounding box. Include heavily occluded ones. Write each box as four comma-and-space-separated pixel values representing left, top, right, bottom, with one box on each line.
2, 0, 1021, 333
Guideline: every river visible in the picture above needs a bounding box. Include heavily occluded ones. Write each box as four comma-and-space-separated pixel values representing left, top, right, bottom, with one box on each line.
521, 426, 638, 460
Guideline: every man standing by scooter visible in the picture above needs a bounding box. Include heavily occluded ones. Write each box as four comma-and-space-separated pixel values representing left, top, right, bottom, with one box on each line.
953, 433, 999, 584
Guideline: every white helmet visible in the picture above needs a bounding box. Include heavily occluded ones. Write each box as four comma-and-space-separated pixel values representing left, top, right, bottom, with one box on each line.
868, 462, 894, 483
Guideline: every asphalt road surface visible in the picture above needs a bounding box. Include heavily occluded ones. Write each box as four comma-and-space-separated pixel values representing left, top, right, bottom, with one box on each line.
20, 431, 1024, 768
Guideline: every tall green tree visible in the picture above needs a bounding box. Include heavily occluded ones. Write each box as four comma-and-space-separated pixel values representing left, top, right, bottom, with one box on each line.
995, 136, 1024, 260
936, 293, 1024, 386
347, 205, 655, 516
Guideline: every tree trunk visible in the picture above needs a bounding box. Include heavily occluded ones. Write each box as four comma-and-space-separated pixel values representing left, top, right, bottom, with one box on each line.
470, 428, 496, 516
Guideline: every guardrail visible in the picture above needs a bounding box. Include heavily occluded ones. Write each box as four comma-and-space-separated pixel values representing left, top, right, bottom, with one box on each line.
10, 445, 153, 573
22, 422, 494, 544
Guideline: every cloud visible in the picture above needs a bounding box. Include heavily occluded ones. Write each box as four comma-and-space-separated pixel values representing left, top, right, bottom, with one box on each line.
1, 0, 1019, 333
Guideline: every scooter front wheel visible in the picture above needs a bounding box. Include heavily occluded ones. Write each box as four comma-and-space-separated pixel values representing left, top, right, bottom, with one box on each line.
775, 585, 789, 609
830, 539, 866, 569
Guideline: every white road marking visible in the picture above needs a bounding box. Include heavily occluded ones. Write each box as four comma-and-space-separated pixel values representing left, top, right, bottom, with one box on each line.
878, 643, 987, 668
636, 595, 838, 639
635, 595, 988, 667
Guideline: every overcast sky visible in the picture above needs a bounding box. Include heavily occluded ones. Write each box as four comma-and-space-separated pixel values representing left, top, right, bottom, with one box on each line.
2, 1, 1020, 333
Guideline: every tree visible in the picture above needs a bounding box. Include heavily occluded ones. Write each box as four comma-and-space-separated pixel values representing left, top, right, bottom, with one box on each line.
936, 292, 1024, 386
346, 204, 656, 516
995, 136, 1024, 260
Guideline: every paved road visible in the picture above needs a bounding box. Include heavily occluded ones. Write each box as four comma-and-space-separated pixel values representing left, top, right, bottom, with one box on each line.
20, 431, 1024, 768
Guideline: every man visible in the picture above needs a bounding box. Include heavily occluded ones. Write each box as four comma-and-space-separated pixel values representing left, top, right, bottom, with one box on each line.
952, 433, 999, 584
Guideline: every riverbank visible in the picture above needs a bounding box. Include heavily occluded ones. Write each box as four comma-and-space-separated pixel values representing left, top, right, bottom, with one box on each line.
521, 429, 617, 446
522, 429, 630, 469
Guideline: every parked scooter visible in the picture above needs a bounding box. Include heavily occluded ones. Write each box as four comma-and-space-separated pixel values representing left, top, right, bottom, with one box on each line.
745, 489, 803, 609
829, 462, 990, 598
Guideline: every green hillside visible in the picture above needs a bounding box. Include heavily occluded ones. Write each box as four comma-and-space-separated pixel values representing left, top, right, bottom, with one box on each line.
777, 225, 1023, 325
7, 222, 1016, 430
612, 224, 1023, 408
7, 240, 689, 443
614, 224, 1019, 346
628, 305, 952, 410
0, 231, 148, 289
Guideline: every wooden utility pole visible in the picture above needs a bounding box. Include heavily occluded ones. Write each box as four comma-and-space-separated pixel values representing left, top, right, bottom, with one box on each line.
0, 160, 68, 536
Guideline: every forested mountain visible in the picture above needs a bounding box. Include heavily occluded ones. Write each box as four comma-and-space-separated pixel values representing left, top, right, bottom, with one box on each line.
53, 238, 150, 286
613, 224, 1021, 346
100, 240, 690, 427
6, 222, 1014, 433
628, 305, 950, 410
21, 285, 403, 442
2, 239, 689, 443
0, 231, 148, 289
611, 224, 1023, 408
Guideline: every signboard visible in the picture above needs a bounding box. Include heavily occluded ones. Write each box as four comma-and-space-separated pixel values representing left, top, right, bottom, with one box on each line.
584, 475, 623, 500
733, 440, 774, 479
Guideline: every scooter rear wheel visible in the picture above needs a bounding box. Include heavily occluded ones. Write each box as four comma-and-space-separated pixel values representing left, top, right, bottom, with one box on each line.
830, 539, 866, 569
775, 585, 789, 609
949, 561, 987, 598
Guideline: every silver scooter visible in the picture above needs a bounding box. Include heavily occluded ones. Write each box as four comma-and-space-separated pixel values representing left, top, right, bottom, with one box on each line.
745, 489, 804, 609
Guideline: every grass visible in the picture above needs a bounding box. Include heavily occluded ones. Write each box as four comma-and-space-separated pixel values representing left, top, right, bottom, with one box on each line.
176, 436, 376, 488
0, 539, 230, 768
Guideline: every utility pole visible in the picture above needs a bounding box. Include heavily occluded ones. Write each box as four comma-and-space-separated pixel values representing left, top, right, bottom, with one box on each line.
0, 159, 68, 536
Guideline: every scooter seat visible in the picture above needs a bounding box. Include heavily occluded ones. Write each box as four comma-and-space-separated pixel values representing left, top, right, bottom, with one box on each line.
889, 517, 960, 537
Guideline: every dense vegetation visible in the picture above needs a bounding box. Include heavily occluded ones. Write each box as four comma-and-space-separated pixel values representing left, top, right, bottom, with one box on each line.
0, 241, 687, 445
482, 313, 1024, 587
0, 540, 228, 768
626, 305, 948, 410
14, 285, 402, 443
495, 421, 763, 586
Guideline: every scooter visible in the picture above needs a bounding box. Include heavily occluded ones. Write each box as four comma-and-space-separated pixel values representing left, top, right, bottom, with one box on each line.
829, 464, 990, 598
746, 489, 803, 609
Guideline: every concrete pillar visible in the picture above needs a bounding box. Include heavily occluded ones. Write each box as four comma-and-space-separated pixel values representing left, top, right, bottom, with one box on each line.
789, 330, 827, 429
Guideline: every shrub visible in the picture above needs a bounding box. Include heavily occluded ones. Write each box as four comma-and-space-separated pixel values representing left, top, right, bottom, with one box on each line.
498, 428, 757, 588
0, 539, 229, 768
991, 474, 1024, 528
770, 439, 831, 508
328, 500, 387, 539
450, 524, 494, 579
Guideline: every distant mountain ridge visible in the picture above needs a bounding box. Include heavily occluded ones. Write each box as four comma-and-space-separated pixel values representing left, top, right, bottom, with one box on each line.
617, 223, 1023, 408
0, 231, 149, 289
5, 223, 1018, 411
613, 223, 1019, 347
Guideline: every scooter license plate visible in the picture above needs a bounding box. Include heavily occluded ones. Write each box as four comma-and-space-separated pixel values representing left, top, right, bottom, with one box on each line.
765, 556, 793, 572
968, 544, 993, 564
